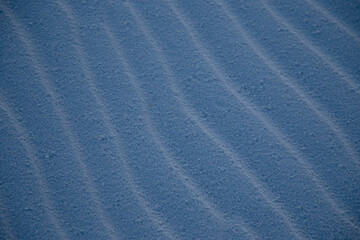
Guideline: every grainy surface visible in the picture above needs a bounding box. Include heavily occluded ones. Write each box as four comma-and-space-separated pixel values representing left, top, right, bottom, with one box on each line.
0, 0, 359, 239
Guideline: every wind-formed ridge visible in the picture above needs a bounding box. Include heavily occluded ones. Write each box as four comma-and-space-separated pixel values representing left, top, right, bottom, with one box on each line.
215, 0, 360, 172
56, 1, 179, 239
303, 0, 360, 44
0, 2, 118, 239
125, 1, 306, 239
260, 0, 360, 95
101, 20, 261, 240
1, 0, 359, 238
102, 21, 225, 224
208, 0, 360, 232
259, 0, 360, 168
0, 89, 68, 239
